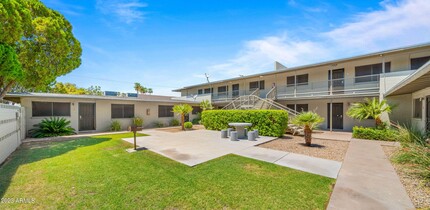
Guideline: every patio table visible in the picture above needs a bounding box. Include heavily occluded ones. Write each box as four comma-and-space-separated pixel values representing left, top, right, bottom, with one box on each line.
228, 122, 252, 139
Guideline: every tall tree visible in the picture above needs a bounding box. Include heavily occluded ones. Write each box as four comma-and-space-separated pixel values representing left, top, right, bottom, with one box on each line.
134, 82, 142, 94
0, 43, 23, 96
172, 104, 193, 131
148, 88, 153, 95
0, 0, 82, 98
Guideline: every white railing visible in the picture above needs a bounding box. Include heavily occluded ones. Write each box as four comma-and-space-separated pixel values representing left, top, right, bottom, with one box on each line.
265, 86, 277, 100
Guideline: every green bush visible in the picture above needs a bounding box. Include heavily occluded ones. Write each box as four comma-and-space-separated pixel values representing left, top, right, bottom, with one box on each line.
184, 122, 193, 129
201, 110, 288, 137
153, 121, 164, 128
192, 118, 201, 125
170, 118, 180, 126
352, 126, 398, 141
133, 117, 143, 127
110, 120, 121, 131
29, 117, 76, 138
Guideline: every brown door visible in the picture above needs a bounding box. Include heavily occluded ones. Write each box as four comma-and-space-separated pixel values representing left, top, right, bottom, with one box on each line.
329, 69, 345, 94
327, 103, 343, 129
79, 103, 96, 131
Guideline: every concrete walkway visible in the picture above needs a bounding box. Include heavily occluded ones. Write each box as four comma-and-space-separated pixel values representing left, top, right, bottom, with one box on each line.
122, 129, 342, 178
327, 139, 414, 210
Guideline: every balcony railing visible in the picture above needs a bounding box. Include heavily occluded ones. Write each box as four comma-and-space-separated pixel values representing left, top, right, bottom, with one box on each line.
276, 75, 380, 99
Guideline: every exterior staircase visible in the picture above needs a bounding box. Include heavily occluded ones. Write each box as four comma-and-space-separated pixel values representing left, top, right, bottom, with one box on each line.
222, 88, 304, 135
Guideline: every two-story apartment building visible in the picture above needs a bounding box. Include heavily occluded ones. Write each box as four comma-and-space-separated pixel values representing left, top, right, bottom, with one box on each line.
173, 43, 430, 131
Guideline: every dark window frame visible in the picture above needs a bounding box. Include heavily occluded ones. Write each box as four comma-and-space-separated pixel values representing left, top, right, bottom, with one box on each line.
287, 74, 308, 86
158, 105, 174, 118
411, 56, 430, 70
111, 104, 135, 119
197, 89, 203, 94
355, 62, 391, 83
32, 101, 71, 117
413, 98, 422, 118
192, 106, 202, 115
249, 80, 265, 90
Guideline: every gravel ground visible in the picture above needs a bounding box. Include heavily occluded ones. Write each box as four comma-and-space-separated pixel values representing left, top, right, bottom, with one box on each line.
259, 135, 349, 161
382, 146, 430, 209
155, 125, 205, 133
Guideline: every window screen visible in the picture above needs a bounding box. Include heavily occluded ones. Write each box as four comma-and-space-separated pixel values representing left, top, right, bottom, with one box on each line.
158, 105, 174, 117
413, 98, 422, 118
355, 62, 391, 83
32, 102, 71, 117
218, 86, 227, 93
192, 106, 202, 114
249, 81, 259, 90
111, 104, 135, 118
296, 104, 309, 112
197, 89, 203, 94
287, 76, 295, 86
411, 56, 430, 70
296, 74, 308, 85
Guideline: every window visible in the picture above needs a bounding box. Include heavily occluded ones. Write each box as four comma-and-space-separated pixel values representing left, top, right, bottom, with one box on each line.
197, 89, 203, 94
204, 88, 213, 94
413, 98, 422, 118
32, 102, 71, 117
287, 74, 308, 86
287, 76, 295, 87
158, 105, 174, 117
355, 62, 391, 83
249, 80, 265, 90
217, 86, 227, 93
111, 104, 134, 118
192, 106, 202, 115
286, 104, 308, 112
411, 56, 430, 70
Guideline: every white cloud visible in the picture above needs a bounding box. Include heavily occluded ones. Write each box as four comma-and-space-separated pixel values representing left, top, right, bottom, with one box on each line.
208, 0, 430, 78
96, 0, 147, 24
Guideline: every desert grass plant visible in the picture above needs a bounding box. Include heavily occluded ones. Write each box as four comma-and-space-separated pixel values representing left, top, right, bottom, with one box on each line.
292, 112, 324, 146
29, 117, 75, 138
170, 118, 180, 126
200, 99, 213, 111
110, 120, 121, 131
133, 117, 143, 127
172, 104, 193, 131
347, 97, 393, 127
153, 121, 164, 128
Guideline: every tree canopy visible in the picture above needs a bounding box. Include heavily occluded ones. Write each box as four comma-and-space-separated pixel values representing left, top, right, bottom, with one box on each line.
49, 82, 103, 96
0, 43, 23, 95
0, 0, 82, 98
134, 82, 153, 95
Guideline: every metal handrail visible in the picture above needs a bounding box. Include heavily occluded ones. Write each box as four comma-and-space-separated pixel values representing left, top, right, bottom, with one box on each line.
265, 86, 276, 100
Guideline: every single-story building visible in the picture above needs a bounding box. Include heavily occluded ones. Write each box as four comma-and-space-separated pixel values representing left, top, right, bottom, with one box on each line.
5, 93, 201, 136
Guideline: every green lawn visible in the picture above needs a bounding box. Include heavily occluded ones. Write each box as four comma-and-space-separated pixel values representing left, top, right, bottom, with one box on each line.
0, 133, 335, 209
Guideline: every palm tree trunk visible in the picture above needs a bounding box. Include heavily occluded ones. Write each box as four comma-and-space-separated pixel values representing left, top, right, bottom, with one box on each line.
181, 114, 185, 131
375, 117, 382, 127
304, 125, 312, 146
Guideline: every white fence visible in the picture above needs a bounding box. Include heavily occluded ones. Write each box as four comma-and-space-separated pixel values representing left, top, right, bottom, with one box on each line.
0, 104, 25, 165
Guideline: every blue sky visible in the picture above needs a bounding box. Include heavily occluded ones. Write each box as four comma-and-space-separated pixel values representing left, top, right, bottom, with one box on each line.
41, 0, 430, 96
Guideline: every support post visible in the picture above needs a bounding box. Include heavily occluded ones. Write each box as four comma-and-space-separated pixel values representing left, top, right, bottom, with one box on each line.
330, 99, 333, 132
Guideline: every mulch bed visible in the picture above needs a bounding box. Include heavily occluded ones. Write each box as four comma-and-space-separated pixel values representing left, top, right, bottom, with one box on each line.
259, 135, 349, 162
155, 125, 205, 133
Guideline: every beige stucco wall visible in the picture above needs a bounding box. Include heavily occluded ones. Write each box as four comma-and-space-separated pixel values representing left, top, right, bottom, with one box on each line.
21, 97, 200, 135
385, 94, 413, 126
411, 87, 430, 131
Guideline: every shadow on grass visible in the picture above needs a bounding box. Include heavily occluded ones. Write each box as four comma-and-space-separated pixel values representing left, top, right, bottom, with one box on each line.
0, 136, 111, 198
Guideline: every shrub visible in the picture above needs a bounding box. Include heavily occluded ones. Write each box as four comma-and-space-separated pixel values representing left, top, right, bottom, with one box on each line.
201, 110, 288, 137
110, 120, 121, 131
352, 126, 398, 141
153, 121, 164, 128
192, 118, 201, 125
170, 118, 180, 126
184, 122, 193, 129
133, 117, 143, 127
394, 143, 430, 184
29, 117, 76, 138
396, 124, 428, 146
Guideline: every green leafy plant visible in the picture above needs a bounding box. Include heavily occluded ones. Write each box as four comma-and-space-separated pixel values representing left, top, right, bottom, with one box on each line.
396, 124, 428, 146
133, 117, 143, 127
170, 118, 180, 126
201, 110, 288, 137
29, 117, 75, 138
110, 120, 121, 131
200, 99, 213, 111
192, 118, 201, 125
184, 122, 193, 129
347, 98, 393, 127
153, 121, 165, 128
352, 126, 398, 141
172, 104, 193, 131
292, 112, 324, 146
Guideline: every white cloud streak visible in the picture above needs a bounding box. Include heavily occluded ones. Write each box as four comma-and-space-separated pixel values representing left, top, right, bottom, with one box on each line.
208, 0, 430, 78
96, 0, 148, 24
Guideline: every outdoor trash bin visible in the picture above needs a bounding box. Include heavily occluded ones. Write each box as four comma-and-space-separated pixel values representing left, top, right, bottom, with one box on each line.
221, 130, 228, 138
230, 131, 238, 141
227, 128, 233, 136
248, 131, 256, 141
254, 129, 259, 138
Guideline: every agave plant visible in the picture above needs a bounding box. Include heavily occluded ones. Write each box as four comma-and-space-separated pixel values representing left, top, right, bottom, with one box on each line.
30, 117, 76, 138
292, 111, 324, 146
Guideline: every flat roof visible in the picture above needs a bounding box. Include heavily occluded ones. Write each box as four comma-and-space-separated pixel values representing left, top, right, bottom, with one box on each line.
385, 60, 430, 96
173, 42, 430, 91
5, 92, 199, 104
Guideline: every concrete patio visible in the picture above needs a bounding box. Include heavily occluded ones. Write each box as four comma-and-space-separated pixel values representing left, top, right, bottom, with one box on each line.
122, 129, 342, 178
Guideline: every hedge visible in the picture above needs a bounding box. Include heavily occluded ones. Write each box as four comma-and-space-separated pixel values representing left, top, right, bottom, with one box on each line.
201, 110, 288, 137
352, 126, 398, 141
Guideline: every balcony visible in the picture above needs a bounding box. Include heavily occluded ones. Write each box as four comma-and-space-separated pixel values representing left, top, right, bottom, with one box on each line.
276, 75, 380, 99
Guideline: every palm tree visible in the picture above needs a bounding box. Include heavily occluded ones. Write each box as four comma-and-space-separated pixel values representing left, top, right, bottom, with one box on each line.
148, 88, 153, 95
141, 86, 148, 94
134, 82, 142, 94
172, 104, 193, 131
292, 111, 324, 146
347, 97, 393, 127
200, 99, 213, 111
